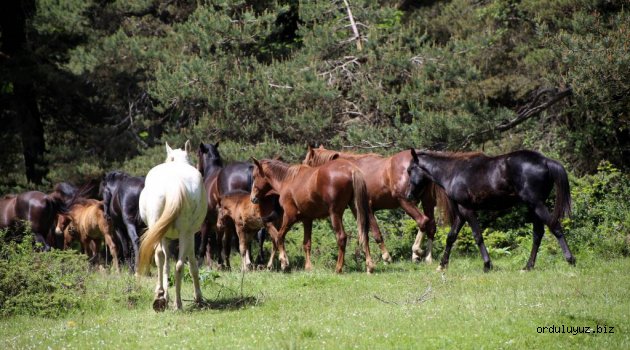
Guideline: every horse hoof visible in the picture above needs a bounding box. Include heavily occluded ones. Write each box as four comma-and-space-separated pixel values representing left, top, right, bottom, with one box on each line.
483, 263, 493, 273
153, 297, 167, 312
382, 253, 393, 264
424, 257, 433, 264
567, 256, 576, 266
436, 264, 446, 272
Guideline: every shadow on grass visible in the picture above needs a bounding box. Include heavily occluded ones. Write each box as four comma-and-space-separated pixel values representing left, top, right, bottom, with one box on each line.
186, 295, 261, 312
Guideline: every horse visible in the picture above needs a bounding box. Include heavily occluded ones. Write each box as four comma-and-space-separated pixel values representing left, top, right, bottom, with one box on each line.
250, 158, 374, 273
56, 199, 120, 272
197, 142, 269, 268
138, 141, 207, 311
216, 190, 281, 271
406, 149, 576, 271
303, 145, 444, 263
100, 171, 146, 272
0, 191, 66, 250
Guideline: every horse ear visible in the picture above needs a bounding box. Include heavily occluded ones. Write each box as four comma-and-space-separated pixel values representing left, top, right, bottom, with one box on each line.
185, 140, 191, 153
318, 145, 325, 149
251, 157, 263, 172
165, 142, 173, 155
331, 153, 339, 160
214, 142, 220, 149
199, 142, 208, 153
410, 148, 418, 163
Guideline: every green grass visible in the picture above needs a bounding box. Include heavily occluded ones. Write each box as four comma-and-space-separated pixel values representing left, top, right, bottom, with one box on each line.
1, 256, 629, 349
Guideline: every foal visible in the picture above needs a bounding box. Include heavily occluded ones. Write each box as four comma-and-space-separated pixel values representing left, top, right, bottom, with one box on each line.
57, 199, 120, 272
217, 191, 281, 272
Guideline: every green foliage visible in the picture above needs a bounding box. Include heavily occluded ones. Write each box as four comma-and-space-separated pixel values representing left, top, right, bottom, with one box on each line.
0, 230, 90, 318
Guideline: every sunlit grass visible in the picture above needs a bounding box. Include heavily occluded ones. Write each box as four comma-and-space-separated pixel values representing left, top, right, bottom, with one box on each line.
1, 255, 628, 349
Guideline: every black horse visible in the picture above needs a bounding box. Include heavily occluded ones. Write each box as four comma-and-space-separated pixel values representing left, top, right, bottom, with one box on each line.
197, 142, 269, 268
406, 149, 575, 271
100, 171, 145, 272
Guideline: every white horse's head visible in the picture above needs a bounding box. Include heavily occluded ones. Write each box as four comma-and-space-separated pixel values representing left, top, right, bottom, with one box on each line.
165, 140, 193, 164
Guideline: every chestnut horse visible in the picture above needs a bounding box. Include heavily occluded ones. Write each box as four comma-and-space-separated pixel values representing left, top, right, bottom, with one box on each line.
217, 190, 281, 272
250, 158, 374, 273
303, 145, 443, 263
407, 149, 575, 271
138, 141, 207, 311
56, 199, 120, 272
197, 142, 269, 268
0, 191, 66, 250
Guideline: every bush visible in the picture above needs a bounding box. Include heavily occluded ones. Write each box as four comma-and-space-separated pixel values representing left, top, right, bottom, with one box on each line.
0, 230, 90, 318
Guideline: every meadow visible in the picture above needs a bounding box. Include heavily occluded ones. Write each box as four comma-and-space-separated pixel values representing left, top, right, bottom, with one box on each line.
1, 252, 628, 349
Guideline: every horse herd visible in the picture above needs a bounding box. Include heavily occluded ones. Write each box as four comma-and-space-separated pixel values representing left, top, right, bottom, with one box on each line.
0, 141, 576, 310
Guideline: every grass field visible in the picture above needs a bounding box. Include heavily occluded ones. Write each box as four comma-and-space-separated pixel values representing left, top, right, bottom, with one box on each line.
1, 253, 628, 349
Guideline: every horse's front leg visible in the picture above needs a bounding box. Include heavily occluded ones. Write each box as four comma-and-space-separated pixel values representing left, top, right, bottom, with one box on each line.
398, 199, 431, 263
329, 212, 347, 274
459, 207, 492, 272
237, 224, 252, 272
276, 212, 296, 272
438, 209, 465, 272
265, 223, 279, 270
350, 205, 391, 264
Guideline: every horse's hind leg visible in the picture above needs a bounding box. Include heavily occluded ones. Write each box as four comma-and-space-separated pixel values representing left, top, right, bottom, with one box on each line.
420, 193, 437, 264
103, 232, 120, 273
125, 221, 140, 273
330, 213, 348, 273
303, 220, 313, 271
533, 203, 576, 267
255, 228, 267, 265
152, 242, 168, 312
524, 215, 545, 270
184, 235, 203, 304
350, 205, 391, 264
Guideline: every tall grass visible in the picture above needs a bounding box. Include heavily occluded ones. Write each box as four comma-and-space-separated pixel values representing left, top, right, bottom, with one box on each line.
0, 256, 628, 349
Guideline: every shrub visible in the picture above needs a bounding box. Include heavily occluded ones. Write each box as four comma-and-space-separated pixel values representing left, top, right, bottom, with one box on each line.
0, 230, 90, 318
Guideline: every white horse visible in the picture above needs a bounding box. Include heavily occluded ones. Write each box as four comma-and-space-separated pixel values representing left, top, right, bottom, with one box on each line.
138, 141, 207, 311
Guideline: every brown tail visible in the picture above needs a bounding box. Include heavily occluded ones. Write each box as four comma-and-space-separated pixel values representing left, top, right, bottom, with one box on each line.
351, 170, 370, 248
138, 184, 185, 275
430, 182, 452, 226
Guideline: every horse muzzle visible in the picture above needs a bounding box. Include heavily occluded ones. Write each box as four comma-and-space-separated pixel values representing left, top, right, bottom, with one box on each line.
250, 195, 259, 204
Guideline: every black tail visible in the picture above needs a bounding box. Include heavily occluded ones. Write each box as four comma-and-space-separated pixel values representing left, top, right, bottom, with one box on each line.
546, 159, 571, 228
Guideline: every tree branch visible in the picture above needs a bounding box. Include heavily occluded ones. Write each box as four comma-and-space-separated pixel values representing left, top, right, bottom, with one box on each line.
460, 87, 572, 148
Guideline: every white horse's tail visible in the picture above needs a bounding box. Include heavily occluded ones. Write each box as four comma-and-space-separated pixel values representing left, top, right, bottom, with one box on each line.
138, 183, 186, 275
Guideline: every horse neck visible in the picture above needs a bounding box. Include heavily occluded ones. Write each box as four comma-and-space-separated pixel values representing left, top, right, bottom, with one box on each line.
202, 158, 223, 178
263, 163, 300, 193
418, 154, 458, 188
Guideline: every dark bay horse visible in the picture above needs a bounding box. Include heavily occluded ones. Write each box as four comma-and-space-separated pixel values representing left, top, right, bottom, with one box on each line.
250, 158, 374, 273
0, 191, 66, 250
407, 149, 576, 271
217, 190, 281, 272
100, 171, 145, 272
303, 145, 444, 263
197, 142, 269, 268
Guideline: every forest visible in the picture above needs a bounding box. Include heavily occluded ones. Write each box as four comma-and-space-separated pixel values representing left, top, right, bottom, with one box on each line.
1, 0, 628, 190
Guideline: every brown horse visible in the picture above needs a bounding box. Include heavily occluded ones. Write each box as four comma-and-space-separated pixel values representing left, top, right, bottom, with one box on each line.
250, 158, 374, 273
303, 145, 444, 263
217, 191, 281, 272
56, 199, 120, 272
0, 191, 66, 250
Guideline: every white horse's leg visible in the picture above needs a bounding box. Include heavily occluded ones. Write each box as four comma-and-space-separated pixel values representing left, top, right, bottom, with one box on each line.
153, 242, 168, 312
171, 237, 185, 310
184, 234, 203, 304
